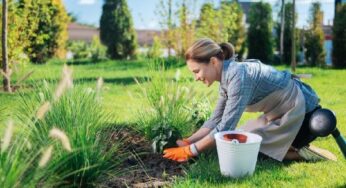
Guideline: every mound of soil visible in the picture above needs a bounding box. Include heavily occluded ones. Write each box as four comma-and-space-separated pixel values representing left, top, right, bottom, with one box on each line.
103, 126, 187, 188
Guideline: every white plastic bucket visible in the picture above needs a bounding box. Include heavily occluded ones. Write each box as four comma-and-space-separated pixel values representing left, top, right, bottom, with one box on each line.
214, 131, 262, 178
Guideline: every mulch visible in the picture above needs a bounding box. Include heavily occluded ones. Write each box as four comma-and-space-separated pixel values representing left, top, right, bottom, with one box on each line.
102, 126, 187, 188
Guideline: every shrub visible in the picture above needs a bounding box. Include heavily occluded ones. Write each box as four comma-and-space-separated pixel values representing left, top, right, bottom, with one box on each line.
67, 37, 107, 63
18, 0, 69, 64
67, 41, 90, 60
147, 36, 163, 59
90, 36, 107, 62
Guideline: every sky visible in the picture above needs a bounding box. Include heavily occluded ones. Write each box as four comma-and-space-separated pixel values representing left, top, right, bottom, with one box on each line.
62, 0, 335, 30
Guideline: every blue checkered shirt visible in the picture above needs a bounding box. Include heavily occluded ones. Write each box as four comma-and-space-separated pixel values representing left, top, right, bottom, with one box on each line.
203, 59, 320, 135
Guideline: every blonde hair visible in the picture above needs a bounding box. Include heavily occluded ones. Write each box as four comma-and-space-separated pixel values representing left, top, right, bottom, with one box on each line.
185, 38, 234, 63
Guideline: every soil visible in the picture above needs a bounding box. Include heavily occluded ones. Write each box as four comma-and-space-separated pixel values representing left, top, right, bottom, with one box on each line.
102, 126, 187, 188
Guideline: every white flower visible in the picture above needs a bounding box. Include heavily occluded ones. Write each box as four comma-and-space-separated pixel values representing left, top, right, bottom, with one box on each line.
36, 102, 51, 120
49, 128, 72, 152
174, 69, 181, 81
1, 120, 14, 153
39, 146, 53, 167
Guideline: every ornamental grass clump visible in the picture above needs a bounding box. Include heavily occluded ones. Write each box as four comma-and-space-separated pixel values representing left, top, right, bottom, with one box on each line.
136, 68, 198, 153
0, 121, 40, 188
16, 66, 125, 187
0, 121, 70, 187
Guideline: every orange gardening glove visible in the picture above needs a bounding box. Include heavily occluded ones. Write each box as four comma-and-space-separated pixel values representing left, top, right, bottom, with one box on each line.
176, 138, 191, 147
163, 145, 194, 162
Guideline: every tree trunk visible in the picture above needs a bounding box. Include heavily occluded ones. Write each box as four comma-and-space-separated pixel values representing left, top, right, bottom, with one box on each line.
291, 0, 296, 72
2, 0, 11, 92
280, 0, 285, 63
335, 0, 341, 17
167, 0, 172, 56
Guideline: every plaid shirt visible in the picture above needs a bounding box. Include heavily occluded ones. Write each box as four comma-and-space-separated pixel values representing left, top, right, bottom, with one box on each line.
203, 59, 320, 135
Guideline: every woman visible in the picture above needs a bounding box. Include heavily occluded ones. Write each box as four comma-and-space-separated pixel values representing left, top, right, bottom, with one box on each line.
163, 38, 336, 162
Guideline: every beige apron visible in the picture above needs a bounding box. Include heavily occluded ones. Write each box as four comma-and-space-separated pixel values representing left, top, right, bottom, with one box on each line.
241, 79, 306, 161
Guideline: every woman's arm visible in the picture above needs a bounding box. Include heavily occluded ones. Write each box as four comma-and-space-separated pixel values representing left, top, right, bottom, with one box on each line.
187, 92, 228, 143
187, 127, 212, 143
194, 67, 253, 153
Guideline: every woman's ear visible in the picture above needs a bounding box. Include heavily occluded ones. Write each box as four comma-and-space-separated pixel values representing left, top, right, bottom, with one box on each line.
210, 57, 218, 65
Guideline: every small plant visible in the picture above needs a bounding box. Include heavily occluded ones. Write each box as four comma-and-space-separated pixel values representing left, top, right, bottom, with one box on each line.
67, 41, 91, 60
151, 121, 181, 153
66, 37, 107, 64
136, 67, 196, 153
90, 36, 107, 62
187, 98, 212, 130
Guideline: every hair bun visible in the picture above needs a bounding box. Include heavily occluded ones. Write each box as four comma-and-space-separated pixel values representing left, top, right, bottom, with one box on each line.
219, 42, 234, 60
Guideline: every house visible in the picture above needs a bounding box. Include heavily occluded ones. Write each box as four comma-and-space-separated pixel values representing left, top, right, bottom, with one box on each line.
67, 22, 161, 47
323, 25, 333, 66
68, 22, 99, 42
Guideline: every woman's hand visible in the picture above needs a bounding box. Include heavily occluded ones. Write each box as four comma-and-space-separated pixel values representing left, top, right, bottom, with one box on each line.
176, 138, 191, 147
163, 145, 194, 162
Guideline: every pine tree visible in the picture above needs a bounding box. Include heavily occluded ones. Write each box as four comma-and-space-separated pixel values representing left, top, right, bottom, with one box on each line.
247, 2, 273, 63
304, 2, 325, 66
100, 0, 137, 59
332, 3, 346, 68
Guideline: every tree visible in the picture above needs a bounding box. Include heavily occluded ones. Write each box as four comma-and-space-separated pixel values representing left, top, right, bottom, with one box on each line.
175, 0, 195, 57
196, 3, 219, 41
147, 36, 163, 58
1, 0, 34, 91
280, 0, 285, 61
291, 0, 296, 72
156, 0, 174, 56
247, 2, 273, 63
1, 0, 10, 92
332, 3, 346, 68
224, 1, 246, 60
304, 2, 325, 67
196, 1, 239, 45
100, 0, 137, 59
275, 3, 299, 65
18, 0, 69, 64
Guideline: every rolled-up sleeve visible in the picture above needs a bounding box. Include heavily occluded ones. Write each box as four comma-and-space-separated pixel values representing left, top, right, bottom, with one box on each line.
209, 67, 253, 136
201, 92, 227, 129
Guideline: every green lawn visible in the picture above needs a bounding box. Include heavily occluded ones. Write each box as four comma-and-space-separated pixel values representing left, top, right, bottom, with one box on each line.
1, 59, 346, 187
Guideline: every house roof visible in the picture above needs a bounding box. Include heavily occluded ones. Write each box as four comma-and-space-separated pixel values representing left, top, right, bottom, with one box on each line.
67, 22, 162, 46
68, 23, 99, 42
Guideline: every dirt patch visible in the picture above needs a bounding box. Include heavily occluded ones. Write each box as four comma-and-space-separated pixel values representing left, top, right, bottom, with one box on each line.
103, 126, 187, 188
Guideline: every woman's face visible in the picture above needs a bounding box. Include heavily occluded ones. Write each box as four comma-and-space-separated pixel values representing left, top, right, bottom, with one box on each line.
186, 57, 221, 87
